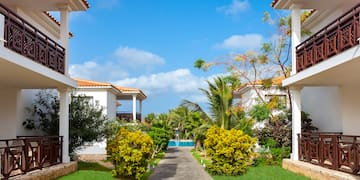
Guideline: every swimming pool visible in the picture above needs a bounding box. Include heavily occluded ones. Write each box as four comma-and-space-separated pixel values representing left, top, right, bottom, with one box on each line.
168, 139, 194, 147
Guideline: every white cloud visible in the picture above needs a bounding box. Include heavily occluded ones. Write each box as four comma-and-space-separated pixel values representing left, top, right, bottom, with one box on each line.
113, 69, 206, 95
115, 46, 165, 67
215, 34, 263, 51
217, 0, 249, 15
70, 46, 165, 81
70, 60, 128, 81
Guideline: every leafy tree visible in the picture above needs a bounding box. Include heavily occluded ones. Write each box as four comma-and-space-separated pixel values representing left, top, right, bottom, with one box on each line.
23, 90, 59, 135
24, 90, 107, 154
69, 95, 107, 153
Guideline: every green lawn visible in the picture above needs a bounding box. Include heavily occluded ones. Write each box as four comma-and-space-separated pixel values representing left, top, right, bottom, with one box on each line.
213, 166, 309, 180
59, 156, 160, 180
58, 161, 114, 180
191, 149, 309, 180
58, 170, 114, 180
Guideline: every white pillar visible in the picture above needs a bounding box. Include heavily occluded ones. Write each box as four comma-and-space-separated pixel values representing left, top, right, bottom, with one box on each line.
0, 14, 5, 46
139, 100, 143, 122
290, 86, 302, 160
290, 4, 301, 75
132, 94, 137, 123
60, 7, 70, 76
59, 88, 71, 163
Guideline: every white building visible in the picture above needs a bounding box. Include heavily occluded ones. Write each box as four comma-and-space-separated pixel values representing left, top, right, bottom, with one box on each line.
73, 78, 146, 156
233, 77, 287, 112
273, 0, 360, 177
0, 0, 89, 179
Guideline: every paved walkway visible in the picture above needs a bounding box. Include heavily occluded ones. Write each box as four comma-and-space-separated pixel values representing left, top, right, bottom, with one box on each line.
149, 147, 213, 180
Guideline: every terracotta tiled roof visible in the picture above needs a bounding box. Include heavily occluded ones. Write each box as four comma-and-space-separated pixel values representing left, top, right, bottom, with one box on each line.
74, 78, 112, 87
43, 12, 74, 37
235, 76, 285, 92
116, 86, 140, 92
74, 78, 147, 99
252, 76, 284, 86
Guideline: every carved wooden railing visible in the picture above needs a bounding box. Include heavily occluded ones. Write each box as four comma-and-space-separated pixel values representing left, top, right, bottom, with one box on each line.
296, 3, 360, 72
298, 132, 360, 175
0, 3, 65, 74
0, 136, 62, 180
116, 112, 141, 122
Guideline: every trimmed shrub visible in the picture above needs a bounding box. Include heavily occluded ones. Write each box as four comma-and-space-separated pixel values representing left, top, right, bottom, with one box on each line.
204, 126, 256, 176
107, 128, 153, 180
148, 127, 171, 151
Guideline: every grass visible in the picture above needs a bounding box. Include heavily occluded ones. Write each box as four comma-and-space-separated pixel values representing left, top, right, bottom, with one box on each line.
58, 161, 114, 180
58, 170, 114, 180
59, 152, 166, 180
213, 166, 310, 180
191, 149, 310, 180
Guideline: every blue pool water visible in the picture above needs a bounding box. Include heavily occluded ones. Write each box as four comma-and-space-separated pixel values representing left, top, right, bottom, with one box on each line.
168, 140, 194, 147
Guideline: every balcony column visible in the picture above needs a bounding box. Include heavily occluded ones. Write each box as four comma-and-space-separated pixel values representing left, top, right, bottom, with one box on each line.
132, 94, 137, 123
290, 4, 302, 75
290, 86, 302, 160
60, 6, 70, 76
59, 88, 71, 163
139, 100, 143, 122
0, 14, 4, 45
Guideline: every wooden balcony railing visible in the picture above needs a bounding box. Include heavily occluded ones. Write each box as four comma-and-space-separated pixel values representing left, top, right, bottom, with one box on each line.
298, 132, 360, 175
0, 136, 62, 180
0, 3, 65, 74
116, 112, 141, 122
296, 3, 360, 72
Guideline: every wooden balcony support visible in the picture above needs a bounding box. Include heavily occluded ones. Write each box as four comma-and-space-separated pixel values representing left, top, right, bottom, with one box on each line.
0, 3, 66, 74
0, 136, 63, 180
298, 132, 360, 175
116, 112, 141, 122
296, 3, 360, 72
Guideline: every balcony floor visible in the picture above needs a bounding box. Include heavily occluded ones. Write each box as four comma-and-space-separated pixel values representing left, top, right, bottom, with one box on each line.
283, 159, 360, 180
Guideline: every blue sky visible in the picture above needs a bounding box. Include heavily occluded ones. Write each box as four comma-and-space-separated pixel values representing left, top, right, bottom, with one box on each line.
67, 0, 279, 116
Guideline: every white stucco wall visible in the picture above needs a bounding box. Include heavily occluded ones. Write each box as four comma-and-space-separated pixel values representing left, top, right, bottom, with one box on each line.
74, 88, 118, 155
340, 86, 360, 135
301, 87, 342, 132
0, 88, 20, 139
17, 89, 47, 136
73, 89, 109, 115
240, 86, 288, 112
106, 91, 117, 120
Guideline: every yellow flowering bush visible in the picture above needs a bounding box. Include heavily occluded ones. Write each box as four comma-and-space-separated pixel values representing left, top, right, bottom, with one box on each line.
107, 127, 153, 180
204, 126, 256, 176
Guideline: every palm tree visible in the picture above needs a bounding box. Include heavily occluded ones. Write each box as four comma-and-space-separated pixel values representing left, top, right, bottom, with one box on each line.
200, 76, 236, 130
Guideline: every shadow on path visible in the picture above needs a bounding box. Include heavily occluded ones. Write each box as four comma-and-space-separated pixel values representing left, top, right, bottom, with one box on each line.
149, 147, 212, 180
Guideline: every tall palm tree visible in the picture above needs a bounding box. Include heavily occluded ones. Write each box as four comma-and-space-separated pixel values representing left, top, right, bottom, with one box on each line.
200, 76, 236, 130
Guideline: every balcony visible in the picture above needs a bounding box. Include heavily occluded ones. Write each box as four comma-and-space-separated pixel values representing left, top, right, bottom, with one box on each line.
0, 4, 65, 74
116, 112, 142, 122
0, 136, 63, 179
296, 3, 360, 72
298, 132, 360, 175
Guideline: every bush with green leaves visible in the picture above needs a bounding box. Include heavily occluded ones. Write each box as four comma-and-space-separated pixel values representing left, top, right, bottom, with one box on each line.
148, 127, 171, 151
257, 118, 291, 148
24, 90, 107, 154
204, 126, 256, 176
249, 103, 271, 122
107, 127, 153, 180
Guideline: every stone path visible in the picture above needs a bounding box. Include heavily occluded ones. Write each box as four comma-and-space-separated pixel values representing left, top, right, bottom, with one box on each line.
149, 147, 213, 180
